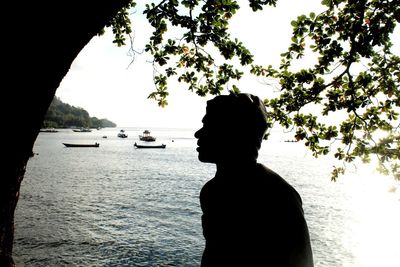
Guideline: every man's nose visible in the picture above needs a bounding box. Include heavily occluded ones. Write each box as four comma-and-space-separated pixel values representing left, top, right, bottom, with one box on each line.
194, 128, 202, 139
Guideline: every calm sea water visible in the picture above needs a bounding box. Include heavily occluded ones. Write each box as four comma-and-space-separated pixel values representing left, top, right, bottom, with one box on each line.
14, 127, 400, 267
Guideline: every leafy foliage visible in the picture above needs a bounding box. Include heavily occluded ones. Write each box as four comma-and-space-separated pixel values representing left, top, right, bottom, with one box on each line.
251, 0, 400, 180
99, 1, 137, 47
142, 0, 277, 107
106, 0, 399, 180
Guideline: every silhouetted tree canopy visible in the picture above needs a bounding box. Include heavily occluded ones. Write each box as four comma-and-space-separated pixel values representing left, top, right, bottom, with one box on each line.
108, 0, 398, 180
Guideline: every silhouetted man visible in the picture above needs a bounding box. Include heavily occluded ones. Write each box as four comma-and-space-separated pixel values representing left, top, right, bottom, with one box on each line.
195, 93, 314, 267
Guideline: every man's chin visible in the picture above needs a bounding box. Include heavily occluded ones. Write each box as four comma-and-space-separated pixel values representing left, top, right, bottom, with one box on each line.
198, 154, 216, 163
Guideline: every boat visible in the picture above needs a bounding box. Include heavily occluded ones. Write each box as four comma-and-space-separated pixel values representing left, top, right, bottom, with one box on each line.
139, 130, 156, 142
134, 142, 166, 149
73, 128, 92, 132
40, 128, 58, 133
63, 142, 99, 147
118, 129, 128, 138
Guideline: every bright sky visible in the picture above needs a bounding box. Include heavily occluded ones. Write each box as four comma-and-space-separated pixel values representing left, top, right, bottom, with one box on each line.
56, 0, 328, 128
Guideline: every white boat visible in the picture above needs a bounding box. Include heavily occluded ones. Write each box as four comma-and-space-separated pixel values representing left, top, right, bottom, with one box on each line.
139, 130, 156, 142
118, 129, 128, 138
73, 128, 92, 132
40, 128, 58, 133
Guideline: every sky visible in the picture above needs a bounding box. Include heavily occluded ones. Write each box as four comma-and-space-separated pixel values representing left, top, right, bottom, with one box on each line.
55, 1, 398, 129
55, 0, 328, 129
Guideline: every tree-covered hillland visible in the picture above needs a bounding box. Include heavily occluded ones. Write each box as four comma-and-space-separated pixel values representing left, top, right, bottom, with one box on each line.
42, 97, 116, 129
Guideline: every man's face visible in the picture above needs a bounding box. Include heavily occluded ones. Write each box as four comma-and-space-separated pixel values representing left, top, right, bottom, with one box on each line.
194, 113, 224, 163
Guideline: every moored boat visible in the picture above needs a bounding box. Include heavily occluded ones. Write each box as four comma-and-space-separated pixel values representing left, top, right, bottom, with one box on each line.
118, 129, 128, 138
139, 130, 156, 142
63, 142, 99, 147
134, 142, 166, 149
73, 128, 92, 132
40, 128, 59, 133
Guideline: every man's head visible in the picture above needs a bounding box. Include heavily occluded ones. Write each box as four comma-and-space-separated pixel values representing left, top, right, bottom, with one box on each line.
195, 93, 268, 164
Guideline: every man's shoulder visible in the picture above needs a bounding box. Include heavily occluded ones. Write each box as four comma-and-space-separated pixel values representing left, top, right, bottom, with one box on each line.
256, 163, 303, 203
255, 163, 287, 184
256, 163, 282, 179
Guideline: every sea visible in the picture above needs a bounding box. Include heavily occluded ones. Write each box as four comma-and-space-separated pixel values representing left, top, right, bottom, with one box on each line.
14, 127, 400, 267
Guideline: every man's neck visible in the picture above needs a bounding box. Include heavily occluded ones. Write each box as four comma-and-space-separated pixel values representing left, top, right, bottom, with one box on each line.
215, 159, 258, 178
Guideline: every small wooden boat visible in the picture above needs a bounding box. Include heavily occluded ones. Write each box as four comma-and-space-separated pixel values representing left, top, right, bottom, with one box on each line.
134, 142, 166, 149
63, 142, 100, 148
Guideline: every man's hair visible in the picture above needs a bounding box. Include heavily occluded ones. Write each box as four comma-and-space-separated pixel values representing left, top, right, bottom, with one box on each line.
206, 92, 268, 146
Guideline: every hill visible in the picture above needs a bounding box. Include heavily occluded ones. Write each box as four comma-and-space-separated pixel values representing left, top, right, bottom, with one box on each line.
42, 97, 116, 128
